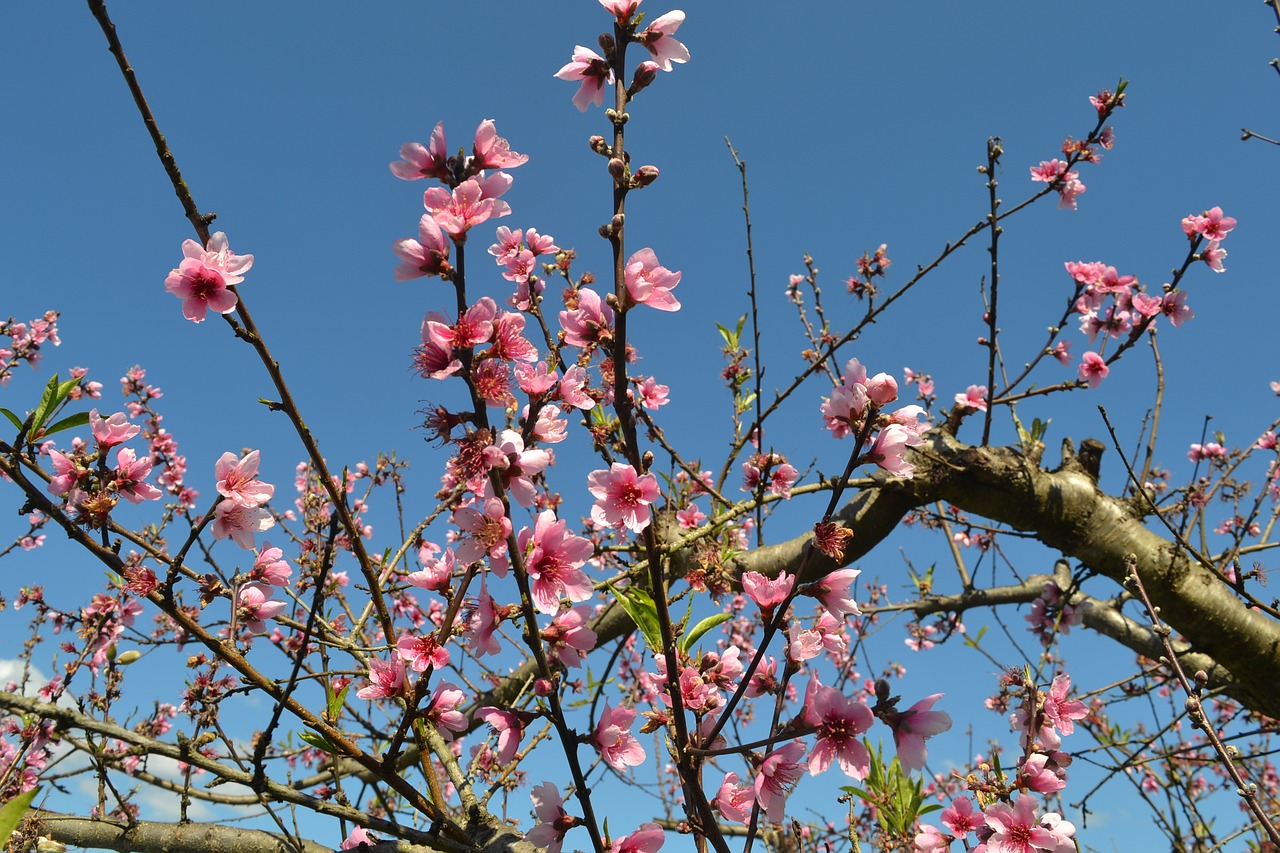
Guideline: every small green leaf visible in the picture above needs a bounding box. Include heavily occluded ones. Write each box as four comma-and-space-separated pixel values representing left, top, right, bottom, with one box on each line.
0, 786, 39, 840
0, 408, 22, 432
29, 374, 62, 434
298, 730, 339, 754
607, 582, 664, 653
41, 411, 90, 439
716, 322, 737, 349
679, 612, 731, 654
327, 683, 351, 720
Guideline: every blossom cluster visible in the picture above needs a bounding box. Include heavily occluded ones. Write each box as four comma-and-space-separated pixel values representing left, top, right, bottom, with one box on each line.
821, 356, 930, 478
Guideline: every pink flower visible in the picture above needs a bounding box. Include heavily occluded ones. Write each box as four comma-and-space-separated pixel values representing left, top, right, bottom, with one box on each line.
164, 232, 253, 323
754, 740, 807, 823
714, 772, 756, 824
425, 682, 469, 740
211, 500, 275, 550
555, 46, 614, 111
742, 571, 794, 611
558, 364, 596, 410
954, 384, 988, 412
396, 632, 450, 672
472, 119, 527, 170
594, 701, 645, 770
867, 424, 917, 478
541, 604, 597, 667
90, 410, 139, 448
940, 795, 983, 838
390, 122, 450, 182
636, 11, 690, 71
803, 673, 873, 778
451, 498, 512, 574
633, 375, 670, 409
1200, 240, 1227, 273
624, 248, 682, 311
525, 782, 576, 853
560, 287, 614, 349
612, 822, 665, 853
424, 178, 505, 240
235, 582, 285, 634
587, 463, 661, 533
518, 510, 595, 614
1029, 159, 1066, 183
1161, 290, 1194, 327
1077, 351, 1109, 389
866, 372, 899, 405
340, 828, 378, 850
487, 429, 549, 508
600, 0, 642, 20
888, 694, 952, 773
1181, 206, 1237, 241
47, 450, 85, 497
356, 657, 405, 700
808, 567, 862, 620
477, 706, 528, 765
1041, 674, 1088, 740
464, 579, 502, 657
983, 794, 1058, 853
215, 450, 275, 508
251, 544, 292, 586
393, 214, 452, 280
676, 503, 706, 529
409, 546, 456, 592
112, 447, 162, 503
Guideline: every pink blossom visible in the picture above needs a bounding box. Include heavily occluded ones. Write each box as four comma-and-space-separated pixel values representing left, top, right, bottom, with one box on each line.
487, 429, 549, 508
90, 410, 139, 448
1041, 674, 1088, 740
425, 682, 469, 740
211, 500, 275, 550
803, 672, 873, 778
1029, 159, 1067, 184
516, 362, 560, 395
390, 122, 450, 182
1161, 290, 1194, 327
594, 701, 645, 770
913, 824, 950, 852
1200, 240, 1227, 272
954, 385, 988, 412
633, 375, 670, 409
340, 828, 378, 850
396, 632, 450, 672
393, 214, 452, 280
559, 287, 614, 349
541, 604, 597, 667
676, 503, 706, 529
624, 248, 682, 310
600, 0, 642, 20
251, 544, 292, 586
888, 694, 952, 773
636, 11, 690, 71
47, 450, 86, 497
808, 567, 862, 619
1188, 442, 1225, 462
753, 741, 807, 823
112, 447, 162, 503
1077, 351, 1109, 389
526, 782, 576, 853
1018, 752, 1067, 793
613, 822, 665, 853
356, 657, 405, 700
867, 424, 917, 478
477, 706, 527, 765
235, 582, 285, 634
464, 580, 502, 657
941, 795, 983, 838
531, 404, 569, 443
1182, 206, 1237, 241
983, 794, 1058, 853
555, 46, 614, 111
164, 232, 253, 323
451, 498, 511, 574
215, 450, 275, 508
409, 546, 456, 592
424, 179, 504, 240
472, 119, 527, 170
558, 364, 596, 410
821, 384, 870, 438
587, 463, 660, 532
786, 622, 823, 663
714, 772, 756, 824
518, 510, 595, 614
742, 570, 794, 611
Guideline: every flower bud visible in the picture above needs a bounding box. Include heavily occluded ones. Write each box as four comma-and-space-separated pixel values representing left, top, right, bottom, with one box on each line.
115, 650, 142, 666
608, 158, 627, 181
628, 61, 660, 96
631, 165, 660, 188
588, 136, 612, 157
866, 373, 898, 405
534, 678, 554, 696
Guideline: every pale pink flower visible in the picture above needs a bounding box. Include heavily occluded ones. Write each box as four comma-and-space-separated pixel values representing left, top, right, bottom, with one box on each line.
393, 214, 452, 280
541, 604, 597, 667
1041, 674, 1088, 740
941, 795, 983, 838
624, 248, 682, 311
1018, 752, 1067, 793
809, 567, 862, 619
714, 772, 756, 824
636, 11, 690, 71
251, 544, 292, 586
526, 782, 575, 853
676, 503, 706, 529
594, 701, 645, 770
164, 232, 253, 323
408, 546, 456, 592
954, 385, 988, 412
1201, 240, 1227, 273
47, 450, 85, 497
211, 500, 275, 550
866, 372, 899, 405
1161, 290, 1194, 327
1029, 159, 1067, 183
600, 0, 642, 20
472, 119, 527, 170
215, 450, 275, 507
451, 498, 511, 574
1182, 206, 1237, 241
1077, 351, 1109, 389
770, 462, 799, 499
613, 822, 665, 853
516, 361, 560, 395
424, 179, 503, 240
558, 364, 596, 410
90, 410, 139, 448
587, 463, 660, 532
888, 694, 952, 773
341, 828, 378, 850
555, 46, 614, 111
867, 424, 916, 478
531, 404, 569, 443
913, 824, 950, 852
754, 741, 807, 823
742, 571, 794, 611
112, 447, 162, 503
803, 672, 873, 778
983, 794, 1057, 853
490, 312, 538, 362
396, 632, 450, 672
821, 384, 870, 438
519, 510, 595, 614
477, 706, 527, 765
559, 287, 614, 349
235, 582, 285, 634
390, 122, 450, 182
356, 657, 405, 700
425, 682, 469, 740
464, 580, 502, 657
633, 375, 670, 409
487, 429, 549, 508
786, 622, 823, 663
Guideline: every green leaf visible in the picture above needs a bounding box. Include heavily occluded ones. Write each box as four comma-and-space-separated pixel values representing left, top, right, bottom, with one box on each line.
327, 683, 351, 720
716, 322, 737, 350
679, 612, 731, 654
29, 374, 61, 435
606, 582, 664, 653
298, 730, 339, 754
1029, 417, 1050, 444
0, 786, 39, 840
40, 411, 90, 439
0, 408, 22, 432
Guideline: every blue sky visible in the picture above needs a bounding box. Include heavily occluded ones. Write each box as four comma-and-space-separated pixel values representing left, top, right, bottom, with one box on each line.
3, 2, 1279, 850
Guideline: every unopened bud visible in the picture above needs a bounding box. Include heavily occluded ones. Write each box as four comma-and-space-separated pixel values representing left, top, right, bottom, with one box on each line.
115, 650, 142, 666
534, 678, 554, 696
598, 33, 616, 56
631, 165, 660, 188
608, 158, 626, 181
36, 838, 68, 853
589, 136, 612, 157
628, 61, 660, 97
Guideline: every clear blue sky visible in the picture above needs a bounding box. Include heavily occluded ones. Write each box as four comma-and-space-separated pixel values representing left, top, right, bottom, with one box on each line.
3, 2, 1278, 850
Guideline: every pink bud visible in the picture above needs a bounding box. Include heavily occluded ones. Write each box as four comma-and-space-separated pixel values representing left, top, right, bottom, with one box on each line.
866, 373, 898, 405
